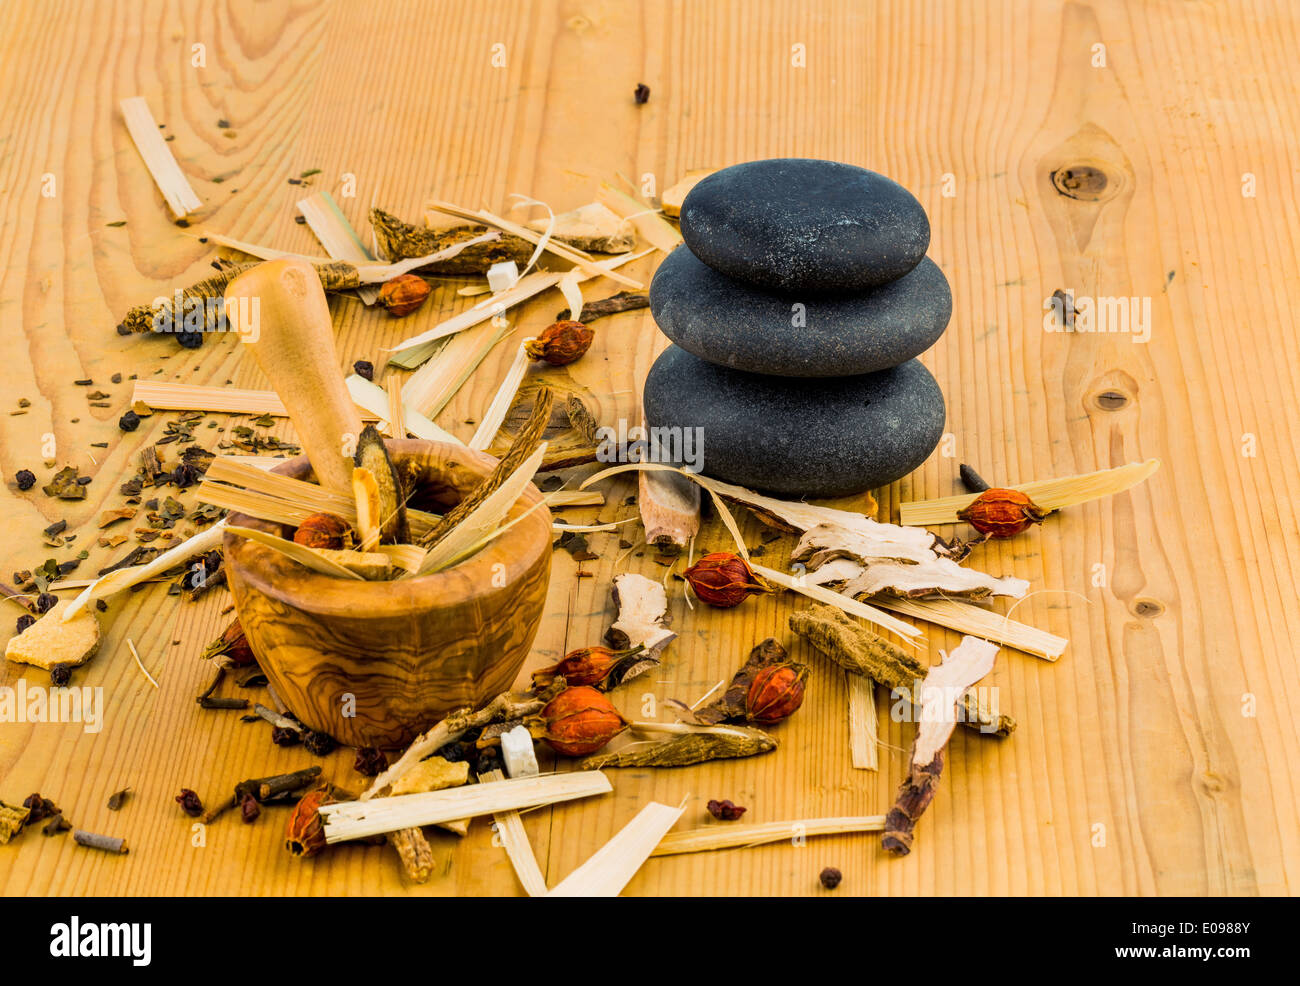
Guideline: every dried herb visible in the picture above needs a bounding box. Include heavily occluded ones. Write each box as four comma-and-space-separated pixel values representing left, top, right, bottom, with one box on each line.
43, 813, 71, 836
707, 799, 746, 821
107, 788, 131, 811
525, 321, 593, 366
271, 726, 301, 746
820, 867, 842, 890
556, 291, 648, 322
674, 638, 805, 726
49, 664, 72, 687
788, 605, 1015, 737
377, 273, 432, 317
957, 488, 1048, 539
22, 793, 59, 825
201, 619, 256, 667
353, 359, 374, 381
285, 788, 335, 857
175, 789, 204, 817
370, 207, 532, 274
302, 730, 338, 756
292, 512, 352, 550
581, 723, 776, 768
239, 792, 261, 823
353, 747, 387, 776
238, 767, 322, 804
16, 614, 36, 635
43, 466, 87, 500
541, 686, 629, 756
683, 552, 776, 608
531, 644, 651, 692
15, 470, 35, 491
353, 425, 408, 545
0, 802, 30, 843
119, 410, 141, 432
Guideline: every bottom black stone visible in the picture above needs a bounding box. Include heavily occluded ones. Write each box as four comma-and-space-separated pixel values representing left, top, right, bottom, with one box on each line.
642, 346, 945, 497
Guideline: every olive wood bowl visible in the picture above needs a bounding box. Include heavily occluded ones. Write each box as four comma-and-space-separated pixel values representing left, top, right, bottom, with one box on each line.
223, 440, 552, 748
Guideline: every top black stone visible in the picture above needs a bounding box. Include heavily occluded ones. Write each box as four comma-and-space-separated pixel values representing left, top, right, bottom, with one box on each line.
679, 158, 930, 295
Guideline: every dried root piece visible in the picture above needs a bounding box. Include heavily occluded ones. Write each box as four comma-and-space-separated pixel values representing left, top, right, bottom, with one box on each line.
556, 291, 648, 323
386, 827, 435, 883
370, 208, 533, 273
351, 468, 384, 552
638, 466, 700, 554
353, 424, 407, 545
4, 601, 101, 671
882, 636, 1000, 856
605, 573, 676, 660
788, 605, 1013, 737
581, 723, 776, 769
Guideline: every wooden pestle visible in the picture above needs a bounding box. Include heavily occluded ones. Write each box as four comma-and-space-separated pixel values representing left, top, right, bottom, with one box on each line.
225, 259, 364, 496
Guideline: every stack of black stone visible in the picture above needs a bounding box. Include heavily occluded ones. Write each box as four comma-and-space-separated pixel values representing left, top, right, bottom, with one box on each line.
643, 158, 951, 497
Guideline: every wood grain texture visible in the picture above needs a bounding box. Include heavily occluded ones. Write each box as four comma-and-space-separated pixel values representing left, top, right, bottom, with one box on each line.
1, 0, 1298, 896
224, 441, 552, 748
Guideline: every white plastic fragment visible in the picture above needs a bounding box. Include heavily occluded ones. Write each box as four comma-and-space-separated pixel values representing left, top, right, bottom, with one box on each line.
487, 260, 519, 294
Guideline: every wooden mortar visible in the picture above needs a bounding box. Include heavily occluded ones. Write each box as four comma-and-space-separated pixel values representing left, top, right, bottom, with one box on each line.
223, 439, 552, 748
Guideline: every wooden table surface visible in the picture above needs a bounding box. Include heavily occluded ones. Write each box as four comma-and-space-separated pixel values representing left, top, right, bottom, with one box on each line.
2, 0, 1297, 897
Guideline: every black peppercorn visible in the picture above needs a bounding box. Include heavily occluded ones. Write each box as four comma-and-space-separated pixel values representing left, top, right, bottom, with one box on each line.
176, 788, 204, 817
353, 360, 374, 381
819, 867, 842, 890
176, 330, 203, 349
15, 469, 36, 491
49, 663, 72, 687
353, 747, 388, 776
15, 614, 36, 635
34, 592, 57, 614
302, 730, 337, 756
119, 410, 141, 432
475, 747, 502, 775
239, 792, 261, 823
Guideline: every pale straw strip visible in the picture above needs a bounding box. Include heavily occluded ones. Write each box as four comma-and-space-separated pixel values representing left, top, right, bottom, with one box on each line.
297, 190, 380, 303
847, 673, 878, 770
342, 375, 460, 444
479, 769, 548, 897
119, 97, 201, 218
126, 638, 159, 689
385, 376, 406, 439
650, 816, 886, 857
320, 771, 611, 843
899, 459, 1160, 526
402, 319, 515, 416
873, 596, 1067, 661
547, 801, 685, 897
596, 181, 683, 253
749, 564, 921, 642
469, 342, 532, 450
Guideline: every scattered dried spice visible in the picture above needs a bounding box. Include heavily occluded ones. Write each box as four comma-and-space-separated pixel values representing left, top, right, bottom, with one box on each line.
556, 291, 648, 322
353, 747, 388, 776
707, 799, 747, 821
820, 867, 842, 890
957, 488, 1048, 538
683, 552, 776, 608
0, 802, 31, 843
353, 359, 374, 381
541, 686, 629, 756
16, 614, 36, 635
119, 410, 141, 432
370, 207, 533, 274
377, 274, 432, 317
582, 723, 777, 769
107, 788, 131, 811
175, 788, 204, 817
15, 469, 36, 491
35, 592, 57, 614
49, 664, 72, 687
271, 726, 301, 747
532, 645, 651, 692
292, 512, 352, 550
634, 83, 651, 104
525, 320, 593, 366
43, 466, 87, 500
43, 814, 71, 836
239, 792, 261, 823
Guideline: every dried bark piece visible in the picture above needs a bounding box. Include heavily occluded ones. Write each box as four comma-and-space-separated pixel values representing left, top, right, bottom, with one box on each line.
387, 827, 435, 883
788, 605, 1013, 736
882, 636, 1000, 856
580, 723, 776, 768
370, 208, 532, 273
526, 203, 635, 253
605, 573, 676, 660
638, 466, 700, 553
4, 601, 101, 671
353, 424, 407, 545
389, 757, 469, 797
556, 290, 649, 322
485, 380, 599, 472
838, 558, 1028, 600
